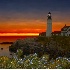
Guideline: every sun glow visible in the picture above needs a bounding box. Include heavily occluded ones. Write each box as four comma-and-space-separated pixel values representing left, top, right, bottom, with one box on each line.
0, 33, 39, 36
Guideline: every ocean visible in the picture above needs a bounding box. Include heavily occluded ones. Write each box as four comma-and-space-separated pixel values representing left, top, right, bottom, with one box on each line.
0, 36, 37, 57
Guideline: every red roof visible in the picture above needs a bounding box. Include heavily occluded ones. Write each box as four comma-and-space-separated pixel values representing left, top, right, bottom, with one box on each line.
61, 25, 70, 31
52, 31, 61, 34
39, 32, 46, 36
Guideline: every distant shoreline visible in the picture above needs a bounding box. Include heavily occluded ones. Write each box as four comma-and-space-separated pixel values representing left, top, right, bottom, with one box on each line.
0, 42, 13, 44
0, 36, 38, 44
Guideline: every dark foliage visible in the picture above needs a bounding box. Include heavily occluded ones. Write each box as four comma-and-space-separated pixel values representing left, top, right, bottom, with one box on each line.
9, 36, 70, 59
9, 45, 17, 53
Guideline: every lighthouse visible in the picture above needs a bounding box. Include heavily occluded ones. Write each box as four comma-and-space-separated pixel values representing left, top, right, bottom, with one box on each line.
46, 12, 52, 37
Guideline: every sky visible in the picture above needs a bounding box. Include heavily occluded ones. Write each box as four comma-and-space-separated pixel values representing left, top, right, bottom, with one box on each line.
0, 0, 70, 35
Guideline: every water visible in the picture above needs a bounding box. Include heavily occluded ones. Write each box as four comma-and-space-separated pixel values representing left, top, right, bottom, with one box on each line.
0, 36, 37, 57
0, 44, 12, 57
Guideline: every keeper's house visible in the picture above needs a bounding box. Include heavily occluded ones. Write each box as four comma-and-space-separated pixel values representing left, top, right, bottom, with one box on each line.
51, 24, 70, 36
39, 24, 70, 36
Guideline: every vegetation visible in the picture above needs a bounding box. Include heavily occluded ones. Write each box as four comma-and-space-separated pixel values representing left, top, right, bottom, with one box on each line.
37, 36, 70, 58
9, 36, 70, 59
0, 54, 70, 69
8, 36, 70, 69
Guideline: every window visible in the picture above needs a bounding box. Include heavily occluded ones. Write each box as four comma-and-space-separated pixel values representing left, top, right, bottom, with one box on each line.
63, 33, 65, 36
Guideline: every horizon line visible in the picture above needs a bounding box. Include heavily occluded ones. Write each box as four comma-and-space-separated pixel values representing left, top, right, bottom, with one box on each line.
0, 33, 39, 36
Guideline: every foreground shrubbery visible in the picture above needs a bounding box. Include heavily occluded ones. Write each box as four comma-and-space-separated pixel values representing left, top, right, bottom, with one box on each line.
0, 54, 70, 69
8, 36, 70, 69
9, 36, 70, 59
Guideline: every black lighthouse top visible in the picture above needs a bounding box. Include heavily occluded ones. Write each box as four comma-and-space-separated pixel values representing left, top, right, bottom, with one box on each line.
48, 12, 52, 19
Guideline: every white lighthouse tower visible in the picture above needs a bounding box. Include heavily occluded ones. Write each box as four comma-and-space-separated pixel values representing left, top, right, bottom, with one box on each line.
46, 12, 52, 37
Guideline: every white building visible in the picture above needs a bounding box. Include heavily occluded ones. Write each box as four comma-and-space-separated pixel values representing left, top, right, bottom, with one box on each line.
46, 12, 52, 37
39, 12, 70, 37
61, 24, 70, 36
52, 24, 70, 36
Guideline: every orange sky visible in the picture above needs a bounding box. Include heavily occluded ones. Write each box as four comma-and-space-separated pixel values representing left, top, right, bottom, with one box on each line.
0, 0, 70, 36
0, 20, 70, 34
0, 20, 46, 33
0, 13, 70, 36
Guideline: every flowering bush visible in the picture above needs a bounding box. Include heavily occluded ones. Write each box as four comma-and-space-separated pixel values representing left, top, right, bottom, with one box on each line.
0, 54, 70, 69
